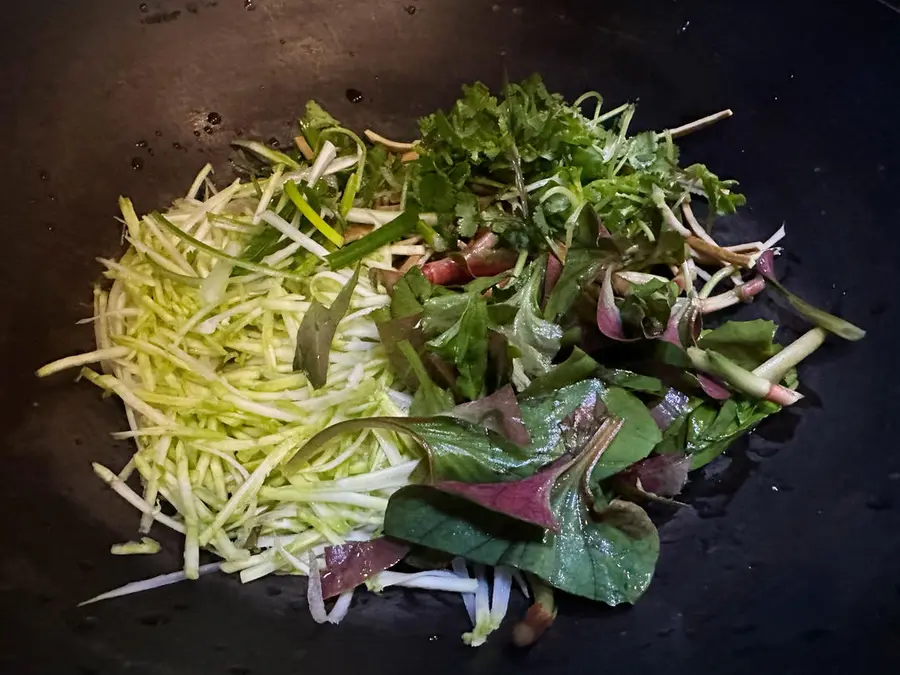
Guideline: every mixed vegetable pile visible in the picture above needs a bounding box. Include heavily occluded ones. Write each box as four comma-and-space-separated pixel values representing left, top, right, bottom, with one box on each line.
38, 76, 864, 645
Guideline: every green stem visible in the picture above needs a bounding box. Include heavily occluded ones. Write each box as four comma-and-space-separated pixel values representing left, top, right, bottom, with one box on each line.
698, 265, 735, 298
753, 328, 827, 383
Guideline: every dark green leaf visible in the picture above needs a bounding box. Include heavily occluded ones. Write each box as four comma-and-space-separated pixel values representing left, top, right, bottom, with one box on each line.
543, 248, 610, 322
591, 387, 662, 482
427, 293, 490, 400
390, 267, 449, 319
293, 266, 360, 388
384, 478, 658, 604
286, 379, 601, 479
697, 319, 781, 371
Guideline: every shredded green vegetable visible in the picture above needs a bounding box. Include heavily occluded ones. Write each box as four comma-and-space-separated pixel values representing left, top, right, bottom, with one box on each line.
39, 158, 420, 585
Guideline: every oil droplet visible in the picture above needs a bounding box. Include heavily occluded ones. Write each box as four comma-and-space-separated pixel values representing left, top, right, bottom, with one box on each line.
345, 88, 363, 104
405, 4, 417, 14
866, 495, 892, 511
131, 157, 144, 170
38, 169, 49, 181
268, 137, 280, 147
139, 2, 148, 12
135, 139, 148, 148
243, 0, 255, 10
207, 111, 222, 125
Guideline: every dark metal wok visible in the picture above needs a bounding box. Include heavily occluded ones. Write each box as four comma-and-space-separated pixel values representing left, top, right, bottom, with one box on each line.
1, 1, 898, 673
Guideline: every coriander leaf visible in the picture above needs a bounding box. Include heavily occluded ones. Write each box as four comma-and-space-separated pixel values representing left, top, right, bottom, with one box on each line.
299, 100, 341, 151
294, 265, 360, 388
680, 163, 746, 216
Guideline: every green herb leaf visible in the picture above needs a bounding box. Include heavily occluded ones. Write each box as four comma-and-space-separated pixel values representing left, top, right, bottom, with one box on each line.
299, 100, 341, 151
293, 266, 360, 388
500, 261, 563, 386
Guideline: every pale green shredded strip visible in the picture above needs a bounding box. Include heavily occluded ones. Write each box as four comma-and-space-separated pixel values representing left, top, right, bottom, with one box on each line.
38, 162, 419, 587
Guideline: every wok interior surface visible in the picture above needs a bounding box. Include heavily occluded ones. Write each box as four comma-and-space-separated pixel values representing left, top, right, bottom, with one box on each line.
1, 1, 898, 673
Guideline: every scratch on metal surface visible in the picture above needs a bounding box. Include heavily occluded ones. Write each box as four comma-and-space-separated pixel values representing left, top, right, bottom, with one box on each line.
874, 0, 900, 15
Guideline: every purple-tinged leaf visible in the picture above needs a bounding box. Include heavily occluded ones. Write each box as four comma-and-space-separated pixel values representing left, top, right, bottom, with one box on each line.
447, 385, 531, 446
756, 249, 775, 277
432, 417, 625, 530
542, 253, 563, 307
660, 298, 701, 348
433, 456, 570, 531
320, 538, 410, 599
696, 373, 732, 400
596, 265, 638, 342
621, 454, 692, 497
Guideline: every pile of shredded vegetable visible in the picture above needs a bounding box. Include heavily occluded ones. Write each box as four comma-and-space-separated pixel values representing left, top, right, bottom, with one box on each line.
39, 76, 865, 646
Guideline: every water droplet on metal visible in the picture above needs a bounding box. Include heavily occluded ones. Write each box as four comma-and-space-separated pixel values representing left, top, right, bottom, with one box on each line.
131, 157, 144, 170
193, 129, 201, 137
345, 88, 363, 104
207, 111, 222, 125
203, 125, 214, 134
243, 0, 255, 10
139, 2, 148, 12
172, 141, 183, 150
268, 137, 280, 147
405, 4, 417, 14
136, 139, 148, 148
38, 169, 49, 181
155, 129, 163, 137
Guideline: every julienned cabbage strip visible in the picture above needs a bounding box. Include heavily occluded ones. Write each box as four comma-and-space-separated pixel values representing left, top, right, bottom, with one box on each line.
39, 161, 423, 587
